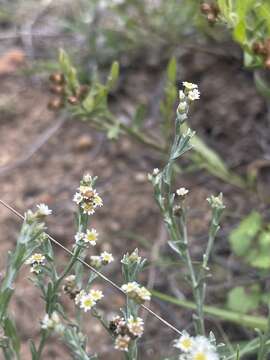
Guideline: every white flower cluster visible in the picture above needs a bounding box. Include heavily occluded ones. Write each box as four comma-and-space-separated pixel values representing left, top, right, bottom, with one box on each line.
89, 251, 114, 268
176, 187, 189, 197
75, 288, 104, 312
174, 333, 219, 360
73, 174, 103, 215
25, 253, 46, 274
111, 315, 144, 352
36, 203, 52, 216
41, 312, 63, 333
121, 282, 151, 303
75, 228, 99, 247
177, 82, 200, 121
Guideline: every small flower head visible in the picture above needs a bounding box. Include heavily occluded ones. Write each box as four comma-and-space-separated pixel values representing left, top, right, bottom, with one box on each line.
183, 82, 198, 90
190, 336, 219, 360
207, 193, 225, 210
188, 88, 200, 101
84, 228, 98, 246
114, 334, 131, 352
89, 289, 104, 301
100, 251, 114, 264
153, 168, 160, 175
41, 312, 63, 333
121, 282, 151, 303
73, 192, 83, 204
174, 332, 194, 352
136, 286, 151, 302
90, 255, 102, 268
26, 253, 45, 265
80, 294, 96, 312
36, 203, 52, 216
121, 282, 140, 294
127, 316, 144, 338
75, 290, 86, 305
26, 253, 46, 274
179, 89, 186, 100
176, 187, 189, 197
75, 231, 85, 243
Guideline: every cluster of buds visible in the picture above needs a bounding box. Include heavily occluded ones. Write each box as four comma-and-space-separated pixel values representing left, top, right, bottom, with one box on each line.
121, 282, 151, 304
48, 72, 89, 111
41, 311, 64, 333
200, 2, 220, 24
110, 315, 144, 352
75, 288, 104, 312
25, 253, 46, 274
174, 332, 219, 360
73, 174, 103, 216
177, 82, 200, 122
252, 39, 270, 69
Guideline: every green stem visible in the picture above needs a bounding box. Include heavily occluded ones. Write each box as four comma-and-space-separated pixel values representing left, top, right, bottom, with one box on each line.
151, 290, 268, 331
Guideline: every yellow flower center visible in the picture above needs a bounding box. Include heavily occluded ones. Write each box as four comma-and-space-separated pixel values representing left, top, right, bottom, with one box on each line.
194, 352, 207, 360
181, 338, 192, 349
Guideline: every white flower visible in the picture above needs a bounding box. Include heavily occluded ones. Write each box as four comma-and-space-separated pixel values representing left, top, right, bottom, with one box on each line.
41, 312, 62, 332
127, 316, 144, 337
174, 332, 194, 352
73, 192, 83, 204
153, 168, 160, 175
75, 290, 86, 305
81, 202, 95, 215
121, 282, 140, 293
100, 251, 114, 264
188, 89, 200, 101
183, 82, 198, 90
190, 336, 219, 360
84, 228, 98, 246
83, 173, 92, 183
26, 253, 45, 265
90, 255, 102, 268
136, 286, 151, 301
36, 203, 52, 216
75, 231, 85, 243
176, 187, 189, 196
178, 102, 188, 113
114, 335, 131, 352
179, 90, 186, 100
80, 293, 96, 312
89, 289, 104, 301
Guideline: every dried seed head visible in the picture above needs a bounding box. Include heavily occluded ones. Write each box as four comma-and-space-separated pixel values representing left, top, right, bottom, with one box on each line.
50, 85, 65, 95
265, 56, 270, 69
48, 98, 63, 111
49, 72, 65, 85
200, 3, 212, 14
252, 42, 267, 55
67, 96, 79, 105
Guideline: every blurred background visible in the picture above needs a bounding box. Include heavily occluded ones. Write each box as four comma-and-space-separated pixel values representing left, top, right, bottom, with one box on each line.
0, 0, 270, 359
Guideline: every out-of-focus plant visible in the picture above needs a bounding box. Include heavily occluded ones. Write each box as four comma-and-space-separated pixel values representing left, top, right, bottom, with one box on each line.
200, 1, 270, 97
62, 0, 199, 66
47, 49, 246, 188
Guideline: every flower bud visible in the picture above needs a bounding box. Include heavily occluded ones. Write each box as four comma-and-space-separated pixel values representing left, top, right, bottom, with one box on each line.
47, 97, 64, 111
49, 72, 65, 85
67, 96, 79, 105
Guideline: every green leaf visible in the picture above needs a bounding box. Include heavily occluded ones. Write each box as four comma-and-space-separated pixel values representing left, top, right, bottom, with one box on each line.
58, 49, 79, 91
107, 61, 119, 89
229, 211, 262, 257
3, 317, 20, 356
132, 103, 147, 130
227, 286, 260, 314
107, 122, 120, 140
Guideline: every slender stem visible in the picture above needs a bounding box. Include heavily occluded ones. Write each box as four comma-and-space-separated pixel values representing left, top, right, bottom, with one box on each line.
36, 330, 48, 360
151, 290, 268, 331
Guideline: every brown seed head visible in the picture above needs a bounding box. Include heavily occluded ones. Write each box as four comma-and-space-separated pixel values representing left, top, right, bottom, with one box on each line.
50, 85, 65, 95
49, 73, 65, 85
47, 98, 63, 111
200, 3, 212, 14
67, 96, 79, 105
76, 85, 89, 100
252, 42, 267, 55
